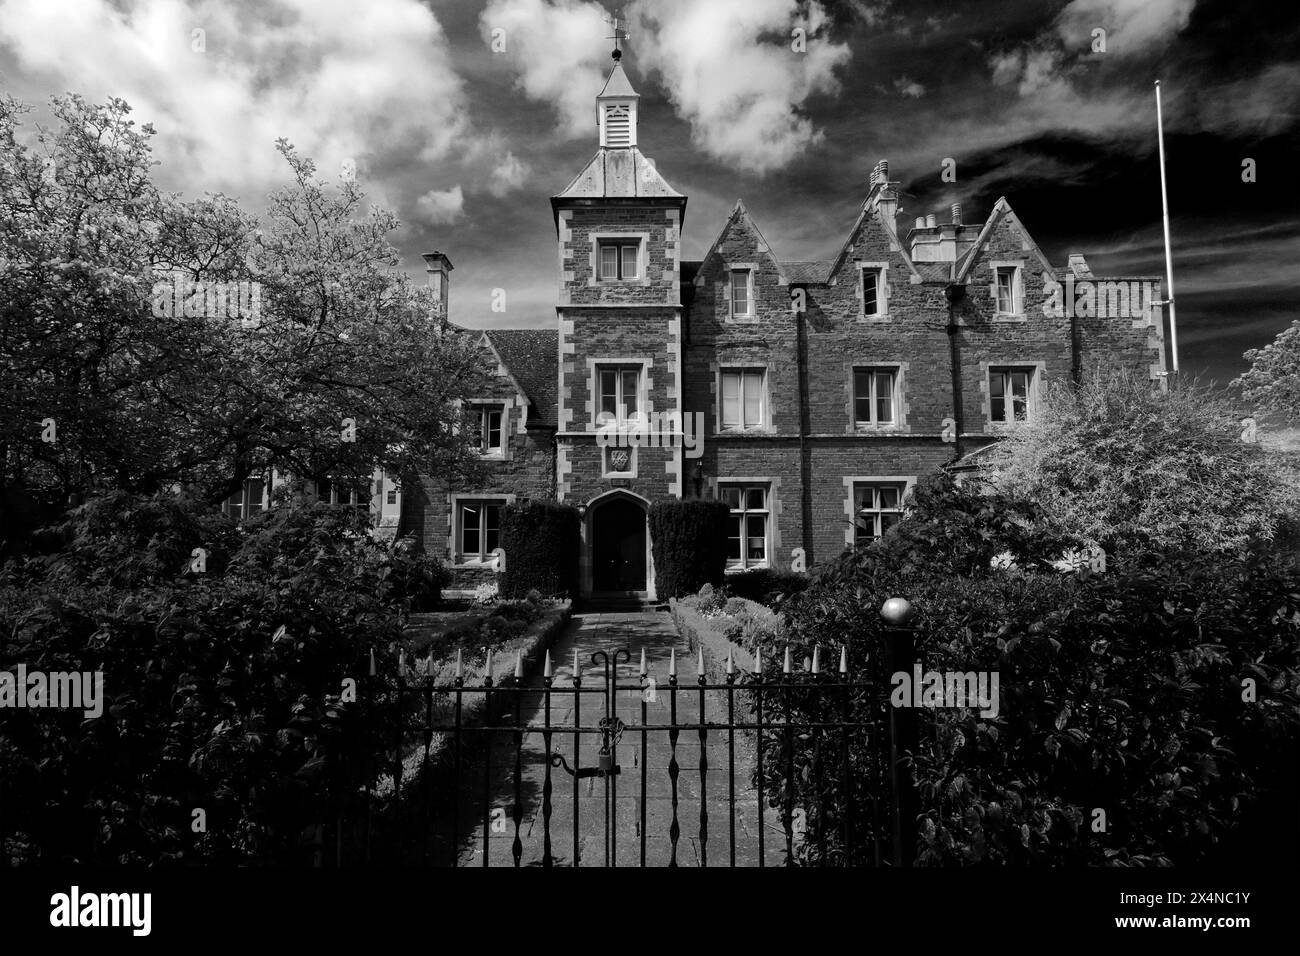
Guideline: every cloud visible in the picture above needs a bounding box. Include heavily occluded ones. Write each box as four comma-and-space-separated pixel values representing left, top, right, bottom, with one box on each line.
489, 151, 531, 197
630, 0, 852, 173
893, 76, 925, 98
478, 0, 610, 137
416, 185, 465, 225
0, 0, 472, 205
1054, 0, 1196, 54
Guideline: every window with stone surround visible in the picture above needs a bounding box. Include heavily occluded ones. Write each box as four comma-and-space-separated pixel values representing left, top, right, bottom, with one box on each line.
730, 268, 753, 317
598, 239, 641, 280
853, 367, 898, 427
474, 403, 505, 456
995, 265, 1023, 315
720, 367, 766, 431
719, 483, 769, 569
852, 482, 906, 544
989, 366, 1037, 424
596, 365, 642, 426
861, 267, 885, 317
222, 476, 267, 520
457, 500, 503, 563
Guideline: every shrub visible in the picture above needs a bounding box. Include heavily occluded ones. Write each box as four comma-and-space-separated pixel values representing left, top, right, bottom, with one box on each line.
499, 501, 580, 598
649, 499, 730, 599
472, 582, 499, 606
722, 567, 809, 608
697, 582, 724, 614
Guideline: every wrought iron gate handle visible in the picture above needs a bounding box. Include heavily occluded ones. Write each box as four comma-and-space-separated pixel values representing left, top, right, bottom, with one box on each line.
549, 751, 621, 779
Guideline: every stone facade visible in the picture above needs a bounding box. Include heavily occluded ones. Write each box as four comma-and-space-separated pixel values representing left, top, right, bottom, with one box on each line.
408, 62, 1166, 600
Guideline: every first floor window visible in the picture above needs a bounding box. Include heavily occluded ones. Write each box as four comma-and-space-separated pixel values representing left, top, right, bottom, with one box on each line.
989, 366, 1034, 424
459, 501, 502, 562
598, 240, 640, 280
721, 368, 766, 430
720, 484, 768, 569
862, 267, 884, 316
854, 367, 897, 426
317, 478, 370, 513
476, 405, 504, 455
222, 477, 266, 520
853, 483, 906, 543
598, 365, 641, 425
995, 266, 1021, 314
730, 269, 752, 317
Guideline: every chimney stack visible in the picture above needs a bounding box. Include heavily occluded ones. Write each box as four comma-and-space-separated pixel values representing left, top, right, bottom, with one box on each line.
915, 216, 925, 230
872, 159, 889, 184
869, 158, 898, 229
951, 203, 962, 225
421, 251, 453, 323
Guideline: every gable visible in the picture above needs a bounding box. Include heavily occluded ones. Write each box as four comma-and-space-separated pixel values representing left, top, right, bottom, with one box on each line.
484, 329, 559, 429
826, 201, 922, 286
694, 201, 788, 287
954, 198, 1054, 283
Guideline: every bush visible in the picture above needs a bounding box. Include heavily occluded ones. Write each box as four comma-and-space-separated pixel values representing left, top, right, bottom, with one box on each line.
0, 491, 431, 865
649, 499, 730, 599
472, 581, 499, 606
499, 501, 580, 598
697, 582, 724, 614
766, 473, 1300, 866
722, 567, 809, 608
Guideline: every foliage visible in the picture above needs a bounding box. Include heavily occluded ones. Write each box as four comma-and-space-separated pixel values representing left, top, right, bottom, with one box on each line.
1234, 317, 1300, 424
0, 92, 484, 552
989, 367, 1300, 555
499, 500, 580, 598
648, 499, 730, 599
720, 567, 809, 608
763, 473, 1300, 866
696, 583, 724, 613
718, 599, 787, 650
472, 582, 499, 607
0, 491, 448, 864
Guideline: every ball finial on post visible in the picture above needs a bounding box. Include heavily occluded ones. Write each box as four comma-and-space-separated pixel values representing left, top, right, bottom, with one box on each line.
880, 597, 915, 625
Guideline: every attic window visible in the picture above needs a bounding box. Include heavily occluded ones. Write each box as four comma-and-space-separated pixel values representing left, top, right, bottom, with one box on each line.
604, 105, 631, 147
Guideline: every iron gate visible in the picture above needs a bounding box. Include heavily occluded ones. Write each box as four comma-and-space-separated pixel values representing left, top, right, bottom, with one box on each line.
362, 630, 918, 868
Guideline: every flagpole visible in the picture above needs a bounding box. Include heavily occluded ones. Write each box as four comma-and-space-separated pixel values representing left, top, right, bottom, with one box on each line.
1155, 80, 1179, 375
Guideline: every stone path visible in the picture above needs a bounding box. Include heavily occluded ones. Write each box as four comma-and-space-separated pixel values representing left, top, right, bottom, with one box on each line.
450, 610, 788, 867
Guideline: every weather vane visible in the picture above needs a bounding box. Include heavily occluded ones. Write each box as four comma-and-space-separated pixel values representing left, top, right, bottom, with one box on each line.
604, 9, 629, 61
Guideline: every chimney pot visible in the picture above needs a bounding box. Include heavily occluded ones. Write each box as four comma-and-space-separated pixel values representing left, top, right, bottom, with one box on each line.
914, 216, 925, 230
951, 203, 962, 225
925, 213, 937, 229
874, 159, 889, 183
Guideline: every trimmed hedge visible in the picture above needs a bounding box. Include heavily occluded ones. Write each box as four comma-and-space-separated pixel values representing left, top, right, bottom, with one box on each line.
722, 567, 809, 608
499, 500, 580, 598
648, 499, 729, 599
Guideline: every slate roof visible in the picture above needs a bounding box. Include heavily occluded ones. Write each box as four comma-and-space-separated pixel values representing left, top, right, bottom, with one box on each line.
484, 329, 559, 429
555, 147, 683, 199
780, 260, 834, 284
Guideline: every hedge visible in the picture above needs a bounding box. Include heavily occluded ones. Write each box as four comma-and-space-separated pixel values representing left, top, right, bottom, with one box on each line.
648, 499, 730, 599
499, 500, 580, 598
721, 567, 809, 608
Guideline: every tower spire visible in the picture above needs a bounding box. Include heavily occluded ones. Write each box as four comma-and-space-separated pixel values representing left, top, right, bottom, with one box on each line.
604, 9, 629, 61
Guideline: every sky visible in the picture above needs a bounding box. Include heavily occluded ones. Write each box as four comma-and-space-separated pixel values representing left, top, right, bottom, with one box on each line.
0, 0, 1296, 389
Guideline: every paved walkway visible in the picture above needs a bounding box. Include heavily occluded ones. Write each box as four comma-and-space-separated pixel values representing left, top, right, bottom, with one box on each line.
451, 610, 787, 867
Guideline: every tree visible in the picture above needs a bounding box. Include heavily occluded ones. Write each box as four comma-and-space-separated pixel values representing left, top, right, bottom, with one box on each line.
1234, 318, 1300, 425
988, 367, 1300, 555
0, 94, 484, 548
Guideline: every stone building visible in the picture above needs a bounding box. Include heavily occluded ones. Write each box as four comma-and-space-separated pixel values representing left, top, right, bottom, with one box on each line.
405, 60, 1166, 600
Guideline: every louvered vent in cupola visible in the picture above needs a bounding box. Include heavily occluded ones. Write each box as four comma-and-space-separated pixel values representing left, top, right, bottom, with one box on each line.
604, 105, 631, 147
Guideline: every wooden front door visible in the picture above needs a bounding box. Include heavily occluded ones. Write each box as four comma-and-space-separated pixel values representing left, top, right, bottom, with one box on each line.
592, 498, 646, 592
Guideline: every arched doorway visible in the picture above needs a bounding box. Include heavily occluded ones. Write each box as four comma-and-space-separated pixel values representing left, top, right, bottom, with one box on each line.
590, 495, 647, 594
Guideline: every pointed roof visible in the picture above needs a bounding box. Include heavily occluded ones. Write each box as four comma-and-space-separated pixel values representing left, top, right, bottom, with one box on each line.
694, 200, 788, 285
598, 60, 638, 99
555, 148, 682, 198
485, 329, 559, 428
953, 197, 1054, 283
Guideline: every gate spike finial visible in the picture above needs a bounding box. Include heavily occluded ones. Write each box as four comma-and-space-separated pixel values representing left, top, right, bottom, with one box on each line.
697, 647, 705, 677
639, 647, 647, 676
783, 646, 792, 674
368, 646, 376, 677
484, 647, 493, 678
669, 648, 677, 677
572, 647, 580, 681
544, 650, 553, 678
839, 646, 848, 674
455, 648, 463, 679
726, 647, 734, 675
398, 648, 407, 677
753, 644, 762, 674
812, 645, 821, 674
514, 650, 523, 679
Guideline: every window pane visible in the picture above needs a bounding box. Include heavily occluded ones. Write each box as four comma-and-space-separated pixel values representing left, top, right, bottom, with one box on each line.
743, 371, 763, 426
731, 271, 749, 314
600, 370, 617, 418
881, 512, 901, 534
726, 515, 742, 560
1011, 371, 1029, 420
721, 372, 740, 427
746, 515, 766, 560
621, 369, 639, 418
488, 410, 502, 448
621, 244, 638, 278
462, 505, 480, 555
485, 506, 500, 553
997, 269, 1015, 312
875, 371, 894, 423
745, 487, 766, 511
721, 486, 741, 509
863, 270, 878, 314
879, 486, 901, 510
601, 244, 618, 279
854, 370, 871, 422
854, 485, 871, 512
990, 372, 1006, 422
386, 487, 397, 505
245, 479, 263, 513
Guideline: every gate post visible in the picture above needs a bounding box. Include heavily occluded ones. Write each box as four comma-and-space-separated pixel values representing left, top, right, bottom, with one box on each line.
881, 597, 919, 867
